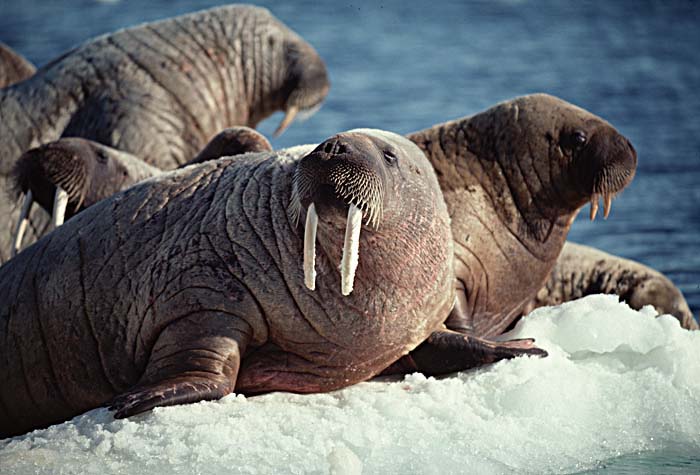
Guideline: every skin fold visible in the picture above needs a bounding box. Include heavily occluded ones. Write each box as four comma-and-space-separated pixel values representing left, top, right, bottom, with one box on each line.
0, 5, 329, 264
522, 241, 698, 330
0, 130, 454, 438
0, 42, 35, 88
384, 94, 642, 373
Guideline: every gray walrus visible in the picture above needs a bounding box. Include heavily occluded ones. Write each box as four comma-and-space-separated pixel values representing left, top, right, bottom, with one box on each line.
523, 241, 698, 330
0, 4, 329, 264
0, 42, 35, 88
383, 94, 640, 375
0, 129, 456, 438
8, 127, 272, 253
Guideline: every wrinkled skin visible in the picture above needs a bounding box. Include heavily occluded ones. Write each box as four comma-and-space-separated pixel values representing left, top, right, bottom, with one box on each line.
0, 43, 35, 88
0, 5, 329, 264
0, 130, 454, 438
8, 127, 272, 251
522, 242, 698, 330
385, 94, 640, 375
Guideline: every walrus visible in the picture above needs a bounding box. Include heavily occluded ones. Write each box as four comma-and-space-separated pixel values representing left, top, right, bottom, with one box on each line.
522, 241, 698, 330
382, 94, 640, 374
0, 4, 329, 264
8, 127, 273, 254
0, 42, 35, 88
0, 129, 457, 438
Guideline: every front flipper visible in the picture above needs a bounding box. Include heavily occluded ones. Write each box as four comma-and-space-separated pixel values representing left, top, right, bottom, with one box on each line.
108, 312, 252, 419
382, 330, 547, 376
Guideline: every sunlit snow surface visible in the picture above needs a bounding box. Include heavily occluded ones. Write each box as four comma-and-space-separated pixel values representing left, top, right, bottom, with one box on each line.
1, 295, 698, 474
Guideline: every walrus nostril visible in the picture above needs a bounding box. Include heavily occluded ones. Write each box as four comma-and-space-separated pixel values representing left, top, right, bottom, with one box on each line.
324, 142, 335, 154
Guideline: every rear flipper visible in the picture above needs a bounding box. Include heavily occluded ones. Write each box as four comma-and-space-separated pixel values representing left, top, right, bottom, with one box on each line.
108, 312, 252, 419
382, 329, 547, 376
523, 242, 697, 330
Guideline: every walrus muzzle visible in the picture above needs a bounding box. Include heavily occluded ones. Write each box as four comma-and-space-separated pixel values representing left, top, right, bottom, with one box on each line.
291, 135, 386, 295
576, 129, 637, 221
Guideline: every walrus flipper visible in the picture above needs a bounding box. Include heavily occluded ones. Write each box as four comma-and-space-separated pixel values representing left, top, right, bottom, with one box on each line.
383, 330, 546, 376
108, 313, 253, 418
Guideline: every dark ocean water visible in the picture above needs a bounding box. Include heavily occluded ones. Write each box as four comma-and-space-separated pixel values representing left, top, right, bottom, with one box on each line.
1, 1, 699, 472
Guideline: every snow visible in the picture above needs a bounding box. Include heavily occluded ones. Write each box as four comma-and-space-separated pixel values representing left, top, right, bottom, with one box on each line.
1, 295, 698, 474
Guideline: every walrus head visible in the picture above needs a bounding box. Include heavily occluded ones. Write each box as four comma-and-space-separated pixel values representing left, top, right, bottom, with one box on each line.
243, 9, 330, 136
412, 93, 637, 243
272, 38, 330, 136
9, 138, 160, 256
290, 129, 451, 296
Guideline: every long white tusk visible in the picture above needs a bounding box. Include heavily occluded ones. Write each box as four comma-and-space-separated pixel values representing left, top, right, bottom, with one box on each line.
52, 186, 68, 230
303, 202, 318, 290
11, 190, 33, 257
589, 193, 599, 221
274, 106, 298, 137
340, 204, 363, 296
603, 193, 612, 219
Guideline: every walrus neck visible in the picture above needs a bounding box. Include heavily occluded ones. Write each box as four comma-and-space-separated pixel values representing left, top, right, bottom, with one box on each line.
408, 120, 575, 261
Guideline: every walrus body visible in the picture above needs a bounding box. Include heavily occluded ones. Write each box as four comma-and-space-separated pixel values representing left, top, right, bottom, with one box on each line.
0, 5, 329, 264
403, 94, 639, 347
524, 242, 698, 330
0, 43, 35, 88
0, 130, 454, 438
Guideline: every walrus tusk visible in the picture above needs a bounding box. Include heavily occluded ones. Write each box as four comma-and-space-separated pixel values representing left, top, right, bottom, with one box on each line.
11, 190, 33, 257
52, 186, 68, 229
603, 193, 612, 219
589, 194, 599, 221
274, 106, 298, 137
341, 204, 363, 296
303, 202, 318, 290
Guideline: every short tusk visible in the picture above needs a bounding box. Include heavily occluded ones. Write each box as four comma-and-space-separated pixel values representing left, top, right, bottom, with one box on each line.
274, 106, 298, 137
11, 190, 33, 257
303, 202, 318, 290
603, 194, 612, 219
340, 204, 363, 296
589, 193, 599, 221
52, 186, 68, 230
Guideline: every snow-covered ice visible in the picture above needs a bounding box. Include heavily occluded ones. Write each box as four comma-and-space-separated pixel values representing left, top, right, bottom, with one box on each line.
1, 295, 698, 474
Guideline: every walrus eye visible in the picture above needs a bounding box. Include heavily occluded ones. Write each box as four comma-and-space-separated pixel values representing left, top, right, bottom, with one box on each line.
383, 150, 398, 166
572, 130, 587, 148
96, 150, 109, 164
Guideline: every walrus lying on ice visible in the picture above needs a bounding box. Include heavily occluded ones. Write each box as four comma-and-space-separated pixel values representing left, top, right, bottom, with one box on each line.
386, 93, 644, 374
0, 4, 329, 264
0, 129, 460, 438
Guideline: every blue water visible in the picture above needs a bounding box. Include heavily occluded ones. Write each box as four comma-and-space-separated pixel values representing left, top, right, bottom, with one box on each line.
1, 1, 699, 472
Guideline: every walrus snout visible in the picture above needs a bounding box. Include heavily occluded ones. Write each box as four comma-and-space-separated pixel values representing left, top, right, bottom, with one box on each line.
575, 127, 637, 220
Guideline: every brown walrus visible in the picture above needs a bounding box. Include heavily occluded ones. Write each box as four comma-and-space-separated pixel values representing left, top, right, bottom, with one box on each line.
8, 127, 272, 254
0, 42, 35, 88
0, 129, 456, 438
523, 241, 698, 330
0, 4, 329, 264
384, 94, 641, 374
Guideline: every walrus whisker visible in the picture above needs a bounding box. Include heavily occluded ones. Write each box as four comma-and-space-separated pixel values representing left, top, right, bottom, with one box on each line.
52, 186, 68, 229
274, 106, 298, 137
11, 190, 33, 257
341, 204, 363, 296
303, 202, 318, 291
